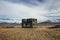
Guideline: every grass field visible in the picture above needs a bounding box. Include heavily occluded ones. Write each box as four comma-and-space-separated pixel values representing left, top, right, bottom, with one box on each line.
0, 25, 60, 40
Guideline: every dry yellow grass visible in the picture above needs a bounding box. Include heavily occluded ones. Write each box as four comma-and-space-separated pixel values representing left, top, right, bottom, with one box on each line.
0, 26, 60, 40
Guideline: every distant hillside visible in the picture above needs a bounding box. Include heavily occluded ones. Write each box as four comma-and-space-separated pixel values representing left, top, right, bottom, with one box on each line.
38, 20, 60, 25
38, 20, 52, 24
0, 22, 21, 27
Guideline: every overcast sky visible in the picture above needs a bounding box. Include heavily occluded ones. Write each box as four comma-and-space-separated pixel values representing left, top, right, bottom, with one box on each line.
0, 0, 60, 23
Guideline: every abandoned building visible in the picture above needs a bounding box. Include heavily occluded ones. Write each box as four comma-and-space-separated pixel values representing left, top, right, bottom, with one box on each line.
22, 18, 37, 28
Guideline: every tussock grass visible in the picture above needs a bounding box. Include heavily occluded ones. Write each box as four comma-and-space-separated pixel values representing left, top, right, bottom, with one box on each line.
0, 26, 60, 40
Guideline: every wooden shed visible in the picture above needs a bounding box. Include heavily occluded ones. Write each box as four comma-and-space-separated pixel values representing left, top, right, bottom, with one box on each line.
22, 18, 37, 28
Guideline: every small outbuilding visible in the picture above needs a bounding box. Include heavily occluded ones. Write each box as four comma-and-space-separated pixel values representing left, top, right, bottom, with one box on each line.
22, 18, 37, 28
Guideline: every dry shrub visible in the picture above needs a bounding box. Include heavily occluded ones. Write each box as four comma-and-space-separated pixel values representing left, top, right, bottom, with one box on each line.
1, 26, 15, 28
5, 26, 15, 28
48, 25, 60, 29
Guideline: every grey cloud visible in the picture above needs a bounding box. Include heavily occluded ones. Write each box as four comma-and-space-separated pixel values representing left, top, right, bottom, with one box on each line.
0, 0, 60, 23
